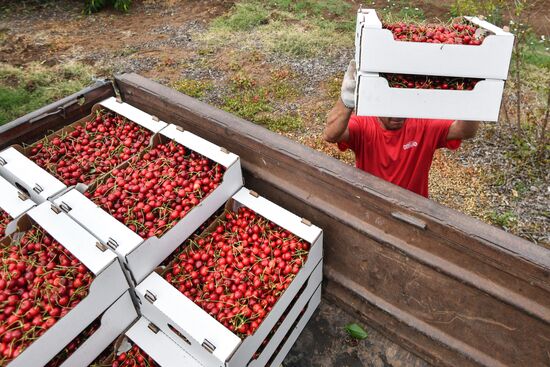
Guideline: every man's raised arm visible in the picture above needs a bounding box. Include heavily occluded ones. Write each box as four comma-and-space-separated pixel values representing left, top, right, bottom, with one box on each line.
324, 60, 356, 143
447, 120, 480, 140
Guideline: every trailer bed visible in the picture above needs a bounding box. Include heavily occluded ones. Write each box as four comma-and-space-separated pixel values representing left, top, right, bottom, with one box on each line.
1, 75, 548, 367
286, 298, 429, 366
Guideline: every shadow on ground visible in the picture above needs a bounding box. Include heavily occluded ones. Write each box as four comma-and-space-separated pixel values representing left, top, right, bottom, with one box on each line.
284, 298, 429, 367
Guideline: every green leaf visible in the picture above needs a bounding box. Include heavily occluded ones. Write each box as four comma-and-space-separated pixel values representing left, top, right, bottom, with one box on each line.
344, 323, 368, 340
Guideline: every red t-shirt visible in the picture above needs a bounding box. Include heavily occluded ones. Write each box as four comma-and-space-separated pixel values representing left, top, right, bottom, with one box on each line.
338, 116, 461, 197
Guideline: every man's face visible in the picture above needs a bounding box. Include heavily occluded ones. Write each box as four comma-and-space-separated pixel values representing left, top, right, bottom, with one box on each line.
379, 117, 406, 130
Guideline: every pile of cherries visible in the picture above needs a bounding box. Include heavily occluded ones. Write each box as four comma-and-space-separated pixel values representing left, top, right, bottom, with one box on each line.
380, 21, 485, 90
0, 227, 93, 364
384, 21, 485, 45
91, 343, 158, 367
88, 140, 225, 239
381, 73, 480, 90
0, 210, 11, 238
45, 319, 100, 367
28, 110, 152, 186
164, 206, 310, 338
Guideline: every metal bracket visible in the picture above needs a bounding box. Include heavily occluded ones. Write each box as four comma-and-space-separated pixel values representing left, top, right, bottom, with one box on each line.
144, 290, 157, 304
249, 190, 259, 198
148, 323, 160, 334
176, 126, 184, 132
17, 191, 29, 201
152, 115, 160, 122
95, 242, 108, 252
29, 98, 82, 123
220, 147, 229, 154
391, 212, 427, 230
202, 339, 216, 354
301, 218, 312, 226
106, 237, 119, 250
0, 157, 6, 166
59, 202, 72, 213
33, 184, 44, 195
50, 204, 61, 214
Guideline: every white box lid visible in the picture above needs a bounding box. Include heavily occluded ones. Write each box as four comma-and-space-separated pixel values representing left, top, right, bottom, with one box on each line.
0, 147, 66, 201
0, 175, 34, 218
99, 97, 167, 133
26, 202, 118, 275
52, 188, 144, 256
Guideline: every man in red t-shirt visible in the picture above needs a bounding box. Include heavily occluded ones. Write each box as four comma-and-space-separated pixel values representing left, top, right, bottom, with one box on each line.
324, 61, 479, 198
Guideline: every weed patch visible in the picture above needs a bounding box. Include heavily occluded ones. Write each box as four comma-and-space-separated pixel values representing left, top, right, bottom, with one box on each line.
262, 113, 303, 132
201, 0, 354, 58
0, 62, 94, 125
173, 79, 213, 99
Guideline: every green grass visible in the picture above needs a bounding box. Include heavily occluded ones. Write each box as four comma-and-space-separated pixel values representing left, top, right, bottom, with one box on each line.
264, 0, 352, 19
211, 2, 270, 31
260, 19, 352, 57
263, 114, 303, 132
522, 35, 550, 69
0, 62, 94, 125
379, 2, 426, 23
221, 69, 303, 132
202, 0, 354, 58
173, 79, 213, 99
223, 89, 271, 121
489, 210, 517, 229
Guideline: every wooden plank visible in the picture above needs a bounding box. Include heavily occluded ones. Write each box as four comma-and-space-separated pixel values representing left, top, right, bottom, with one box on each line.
115, 73, 550, 367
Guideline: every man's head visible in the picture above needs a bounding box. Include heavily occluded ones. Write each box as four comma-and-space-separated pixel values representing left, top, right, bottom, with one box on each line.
378, 117, 406, 130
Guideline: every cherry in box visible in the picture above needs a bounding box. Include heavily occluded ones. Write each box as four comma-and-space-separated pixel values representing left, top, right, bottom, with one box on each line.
52, 123, 243, 285
135, 187, 323, 367
2, 202, 128, 367
355, 8, 514, 79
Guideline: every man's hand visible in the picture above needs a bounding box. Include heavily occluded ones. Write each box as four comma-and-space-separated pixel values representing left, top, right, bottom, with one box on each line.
341, 60, 357, 109
447, 120, 480, 140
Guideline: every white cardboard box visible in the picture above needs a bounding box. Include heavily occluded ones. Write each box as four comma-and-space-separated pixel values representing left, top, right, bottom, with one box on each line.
138, 263, 322, 367
53, 124, 243, 285
1, 96, 165, 200
355, 72, 505, 121
56, 291, 138, 367
6, 203, 129, 367
124, 317, 204, 367
0, 175, 35, 237
355, 8, 514, 79
135, 187, 323, 367
0, 147, 67, 203
264, 285, 322, 367
243, 268, 322, 367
